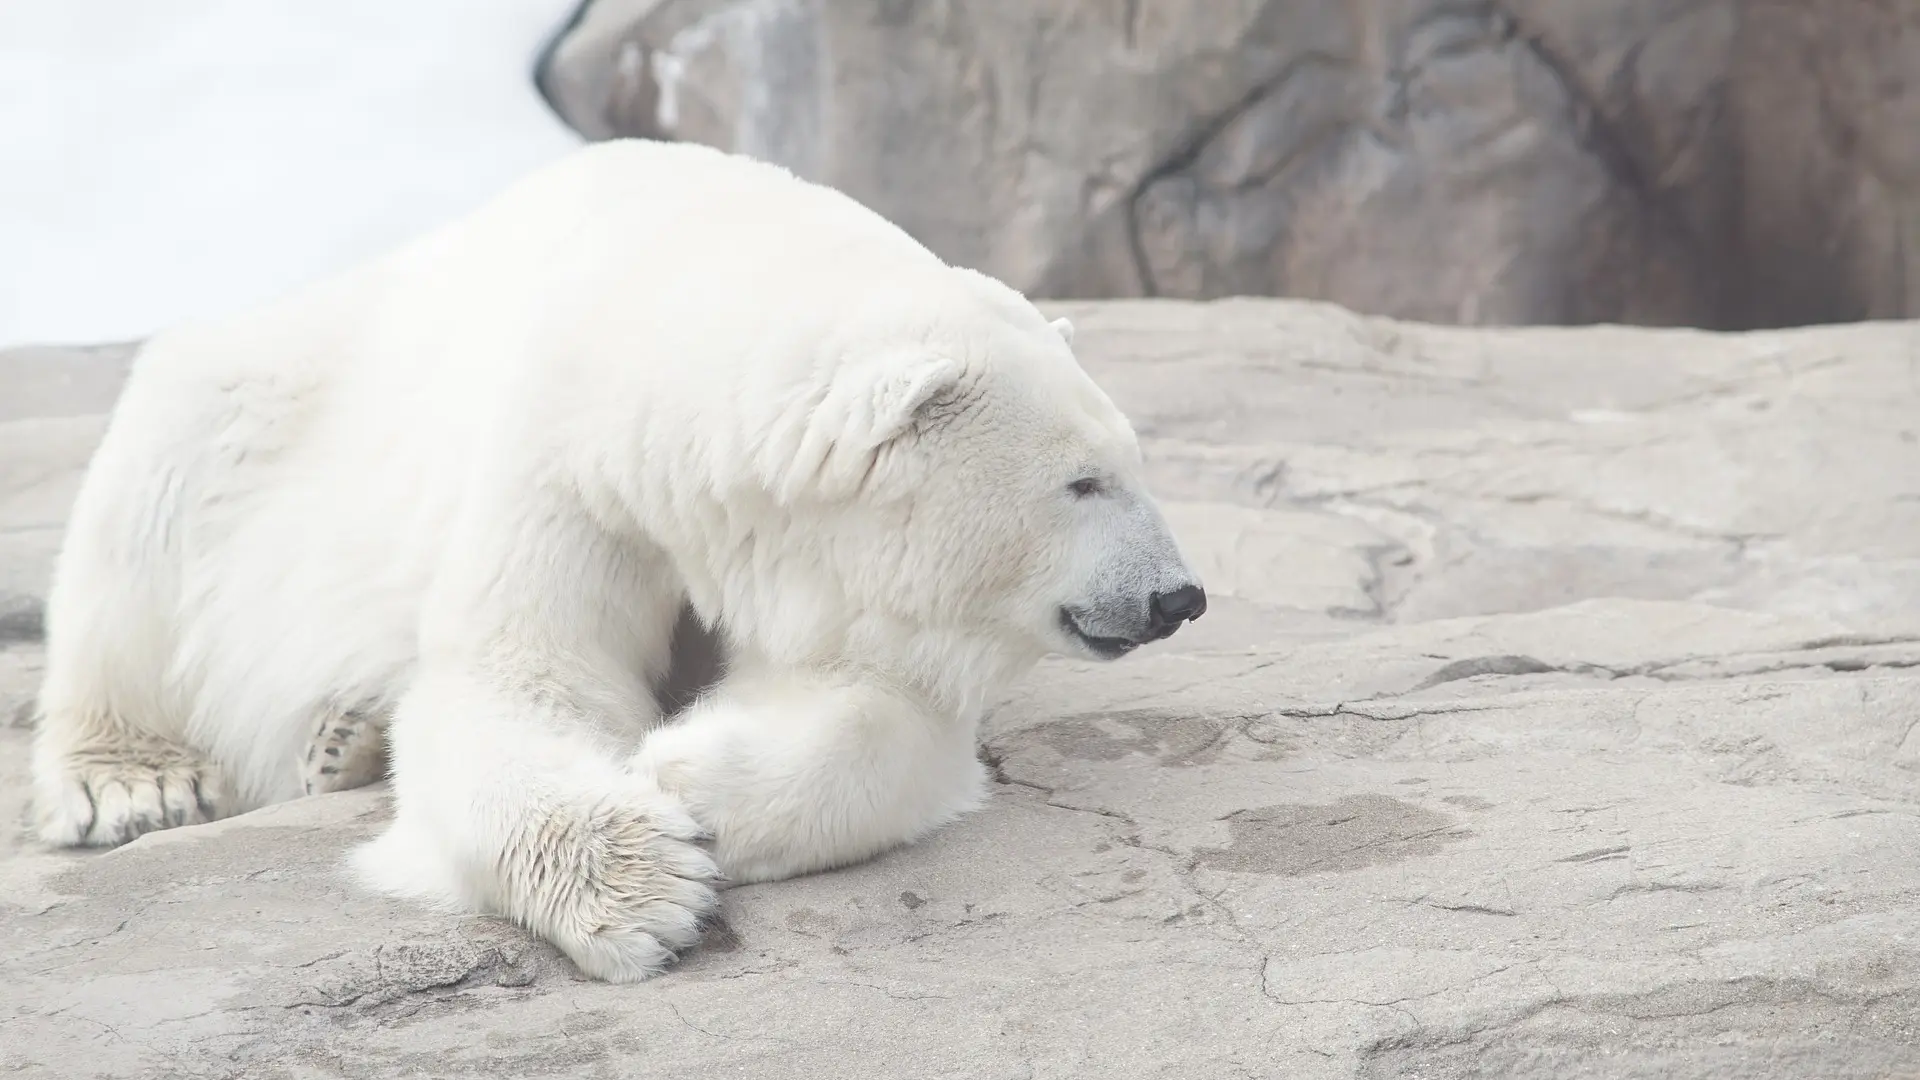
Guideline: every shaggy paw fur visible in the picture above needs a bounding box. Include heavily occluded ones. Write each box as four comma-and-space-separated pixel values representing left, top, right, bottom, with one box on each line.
355, 786, 722, 984
537, 794, 724, 982
34, 730, 228, 847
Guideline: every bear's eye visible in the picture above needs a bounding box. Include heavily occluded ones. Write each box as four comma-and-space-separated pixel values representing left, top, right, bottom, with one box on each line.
1068, 477, 1102, 498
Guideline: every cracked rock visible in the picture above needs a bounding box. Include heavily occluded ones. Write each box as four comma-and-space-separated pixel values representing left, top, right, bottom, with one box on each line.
5, 301, 1920, 1077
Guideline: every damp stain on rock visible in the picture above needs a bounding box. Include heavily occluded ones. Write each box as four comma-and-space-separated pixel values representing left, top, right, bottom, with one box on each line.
1193, 794, 1471, 876
1031, 710, 1233, 767
783, 908, 838, 937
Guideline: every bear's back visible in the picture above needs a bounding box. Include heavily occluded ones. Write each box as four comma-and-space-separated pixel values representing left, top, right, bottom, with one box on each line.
439, 139, 949, 303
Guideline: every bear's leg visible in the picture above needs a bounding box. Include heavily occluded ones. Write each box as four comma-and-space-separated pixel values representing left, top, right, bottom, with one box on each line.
354, 667, 719, 983
32, 520, 230, 847
32, 704, 229, 847
351, 492, 717, 983
631, 669, 988, 885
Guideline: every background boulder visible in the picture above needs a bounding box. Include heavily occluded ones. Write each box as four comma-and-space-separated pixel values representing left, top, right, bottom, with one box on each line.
541, 0, 1920, 329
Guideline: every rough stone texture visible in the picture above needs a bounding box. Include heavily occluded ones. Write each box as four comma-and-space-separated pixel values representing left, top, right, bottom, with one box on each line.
0, 344, 133, 663
540, 0, 1920, 330
4, 302, 1920, 1077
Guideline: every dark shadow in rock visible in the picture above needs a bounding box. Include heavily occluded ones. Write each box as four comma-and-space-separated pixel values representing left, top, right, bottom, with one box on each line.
0, 597, 42, 644
1412, 654, 1557, 691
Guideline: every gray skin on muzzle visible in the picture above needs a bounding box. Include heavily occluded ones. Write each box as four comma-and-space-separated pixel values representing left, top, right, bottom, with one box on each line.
1058, 487, 1205, 660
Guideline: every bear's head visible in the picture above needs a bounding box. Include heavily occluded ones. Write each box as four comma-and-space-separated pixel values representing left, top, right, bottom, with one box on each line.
774, 285, 1205, 673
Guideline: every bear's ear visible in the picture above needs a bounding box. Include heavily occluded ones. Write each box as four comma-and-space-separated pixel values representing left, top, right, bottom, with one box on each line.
1050, 317, 1075, 347
850, 351, 964, 451
775, 351, 963, 503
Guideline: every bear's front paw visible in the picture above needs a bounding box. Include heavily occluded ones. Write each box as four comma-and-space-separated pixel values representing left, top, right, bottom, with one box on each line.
538, 793, 723, 984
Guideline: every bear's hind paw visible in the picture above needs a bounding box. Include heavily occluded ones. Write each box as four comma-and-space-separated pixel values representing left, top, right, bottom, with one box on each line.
35, 736, 228, 848
301, 707, 389, 796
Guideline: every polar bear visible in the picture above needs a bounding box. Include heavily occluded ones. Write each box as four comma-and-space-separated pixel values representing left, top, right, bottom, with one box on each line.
30, 140, 1205, 981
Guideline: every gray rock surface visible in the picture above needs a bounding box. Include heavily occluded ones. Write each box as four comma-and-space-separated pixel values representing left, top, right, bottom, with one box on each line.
0, 344, 132, 669
4, 302, 1919, 1077
541, 1, 1920, 329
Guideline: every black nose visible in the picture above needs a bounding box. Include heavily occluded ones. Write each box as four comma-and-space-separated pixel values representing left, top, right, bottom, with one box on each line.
1149, 585, 1207, 630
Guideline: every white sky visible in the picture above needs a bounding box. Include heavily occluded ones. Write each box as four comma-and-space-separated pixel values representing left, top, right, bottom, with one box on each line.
0, 1, 584, 348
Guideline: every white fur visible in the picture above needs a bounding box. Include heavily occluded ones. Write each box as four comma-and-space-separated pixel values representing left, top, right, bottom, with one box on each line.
30, 140, 1199, 982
